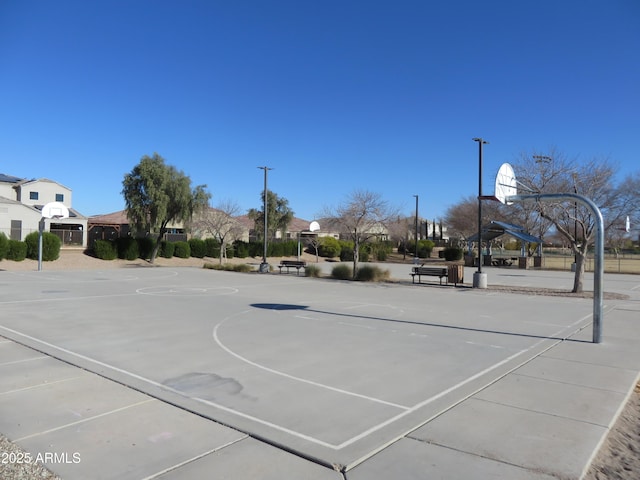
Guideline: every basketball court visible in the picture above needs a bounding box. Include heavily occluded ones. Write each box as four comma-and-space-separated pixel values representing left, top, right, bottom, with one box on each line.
3, 265, 636, 478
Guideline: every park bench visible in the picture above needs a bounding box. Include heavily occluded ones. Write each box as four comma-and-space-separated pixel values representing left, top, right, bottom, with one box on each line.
278, 260, 307, 275
411, 266, 449, 285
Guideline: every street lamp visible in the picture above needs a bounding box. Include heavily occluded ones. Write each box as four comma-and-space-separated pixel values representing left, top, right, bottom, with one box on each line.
257, 166, 273, 273
572, 172, 578, 269
413, 195, 419, 264
472, 137, 488, 288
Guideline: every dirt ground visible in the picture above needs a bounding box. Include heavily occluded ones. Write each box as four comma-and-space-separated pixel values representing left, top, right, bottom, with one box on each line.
1, 249, 638, 479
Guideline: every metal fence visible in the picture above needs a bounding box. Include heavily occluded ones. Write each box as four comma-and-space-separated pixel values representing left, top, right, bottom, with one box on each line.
50, 229, 84, 247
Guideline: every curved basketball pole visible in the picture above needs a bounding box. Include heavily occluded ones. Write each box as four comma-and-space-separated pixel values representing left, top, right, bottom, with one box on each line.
506, 193, 604, 344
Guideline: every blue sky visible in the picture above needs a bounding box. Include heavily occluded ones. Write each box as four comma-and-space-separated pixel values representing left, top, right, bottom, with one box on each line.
1, 1, 638, 222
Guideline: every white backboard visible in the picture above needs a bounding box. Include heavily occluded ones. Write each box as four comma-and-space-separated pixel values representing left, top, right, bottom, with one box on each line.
494, 163, 517, 205
309, 221, 320, 232
41, 202, 70, 219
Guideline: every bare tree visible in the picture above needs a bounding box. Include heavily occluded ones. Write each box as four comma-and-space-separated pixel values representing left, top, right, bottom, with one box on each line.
512, 150, 628, 292
386, 215, 414, 259
444, 195, 507, 247
320, 190, 399, 279
191, 200, 244, 264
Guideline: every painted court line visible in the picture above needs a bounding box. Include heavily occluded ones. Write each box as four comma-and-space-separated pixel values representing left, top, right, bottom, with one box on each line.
0, 376, 84, 396
0, 292, 140, 305
140, 436, 249, 480
0, 355, 49, 366
15, 399, 156, 442
0, 304, 594, 453
213, 312, 410, 410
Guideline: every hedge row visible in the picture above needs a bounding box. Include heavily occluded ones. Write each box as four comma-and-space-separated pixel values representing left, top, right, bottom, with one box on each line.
91, 238, 305, 261
0, 232, 60, 262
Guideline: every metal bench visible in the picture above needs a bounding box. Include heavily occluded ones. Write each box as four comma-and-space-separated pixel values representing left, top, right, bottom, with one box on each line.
410, 266, 448, 285
278, 260, 307, 275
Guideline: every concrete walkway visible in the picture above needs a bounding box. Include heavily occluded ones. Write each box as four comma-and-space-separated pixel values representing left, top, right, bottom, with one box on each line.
0, 265, 638, 479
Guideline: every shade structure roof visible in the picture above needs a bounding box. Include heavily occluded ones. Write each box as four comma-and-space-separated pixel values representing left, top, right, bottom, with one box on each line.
467, 221, 542, 244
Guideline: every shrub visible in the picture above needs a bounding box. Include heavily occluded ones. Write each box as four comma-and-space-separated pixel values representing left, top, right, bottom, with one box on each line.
409, 240, 435, 259
248, 241, 262, 257
116, 237, 139, 260
203, 262, 253, 272
94, 240, 117, 260
0, 232, 8, 259
204, 238, 220, 257
6, 240, 27, 261
25, 231, 61, 261
233, 241, 249, 258
443, 246, 463, 261
304, 264, 322, 277
281, 240, 298, 257
338, 241, 354, 261
370, 241, 392, 261
331, 264, 352, 280
355, 265, 390, 282
160, 241, 175, 258
137, 237, 155, 259
173, 241, 191, 258
268, 242, 284, 257
318, 237, 341, 258
188, 238, 206, 258
376, 249, 388, 261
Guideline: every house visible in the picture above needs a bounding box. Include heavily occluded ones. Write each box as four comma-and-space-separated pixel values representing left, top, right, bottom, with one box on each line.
87, 210, 188, 247
0, 174, 88, 247
88, 208, 315, 247
234, 215, 313, 243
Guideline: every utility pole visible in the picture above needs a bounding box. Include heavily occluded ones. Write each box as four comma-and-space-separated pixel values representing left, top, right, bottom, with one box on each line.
472, 138, 488, 288
413, 195, 419, 264
257, 166, 273, 273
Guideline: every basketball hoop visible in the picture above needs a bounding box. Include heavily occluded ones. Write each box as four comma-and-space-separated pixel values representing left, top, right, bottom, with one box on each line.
37, 202, 70, 271
494, 163, 517, 204
41, 202, 70, 220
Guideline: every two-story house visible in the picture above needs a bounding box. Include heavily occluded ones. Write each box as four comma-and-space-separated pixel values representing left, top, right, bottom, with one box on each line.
0, 174, 88, 247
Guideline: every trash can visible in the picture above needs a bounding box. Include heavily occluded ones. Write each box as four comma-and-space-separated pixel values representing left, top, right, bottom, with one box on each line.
518, 257, 529, 269
448, 264, 464, 285
483, 255, 492, 266
533, 256, 542, 268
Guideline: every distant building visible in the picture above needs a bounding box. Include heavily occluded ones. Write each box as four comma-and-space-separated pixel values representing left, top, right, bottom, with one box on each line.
87, 210, 188, 247
0, 174, 88, 247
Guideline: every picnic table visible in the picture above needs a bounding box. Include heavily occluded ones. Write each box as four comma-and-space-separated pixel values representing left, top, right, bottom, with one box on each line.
491, 257, 517, 267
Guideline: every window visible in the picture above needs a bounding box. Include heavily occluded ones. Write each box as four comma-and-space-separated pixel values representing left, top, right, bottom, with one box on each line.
11, 220, 21, 240
29, 191, 39, 200
55, 193, 64, 202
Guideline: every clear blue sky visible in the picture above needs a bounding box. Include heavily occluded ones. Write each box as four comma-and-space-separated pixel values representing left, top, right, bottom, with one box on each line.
1, 1, 638, 222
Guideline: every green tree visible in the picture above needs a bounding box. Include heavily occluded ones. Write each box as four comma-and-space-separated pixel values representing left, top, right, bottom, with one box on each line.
122, 153, 210, 263
247, 190, 294, 241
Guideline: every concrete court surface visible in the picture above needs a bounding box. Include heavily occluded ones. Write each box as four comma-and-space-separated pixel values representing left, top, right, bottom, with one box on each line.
0, 264, 638, 479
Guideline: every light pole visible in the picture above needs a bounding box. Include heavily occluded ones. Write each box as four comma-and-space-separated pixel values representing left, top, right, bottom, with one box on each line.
572, 173, 578, 270
413, 195, 419, 264
257, 166, 273, 273
472, 137, 488, 288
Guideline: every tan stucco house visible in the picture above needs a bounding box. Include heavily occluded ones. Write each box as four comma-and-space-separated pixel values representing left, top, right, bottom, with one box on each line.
0, 174, 88, 247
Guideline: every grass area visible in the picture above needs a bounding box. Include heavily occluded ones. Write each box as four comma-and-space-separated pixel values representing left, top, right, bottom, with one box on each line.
540, 255, 640, 274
